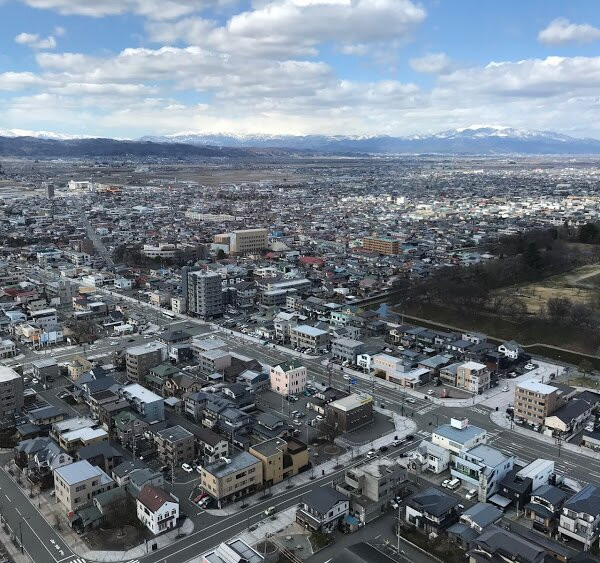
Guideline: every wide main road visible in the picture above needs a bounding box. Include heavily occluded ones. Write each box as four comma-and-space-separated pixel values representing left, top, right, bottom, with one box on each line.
0, 461, 83, 563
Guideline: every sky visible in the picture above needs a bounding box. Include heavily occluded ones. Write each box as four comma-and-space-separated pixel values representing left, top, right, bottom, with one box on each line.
1, 0, 600, 138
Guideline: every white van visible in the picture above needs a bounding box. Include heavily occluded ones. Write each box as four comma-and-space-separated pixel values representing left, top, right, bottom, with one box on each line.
445, 478, 460, 490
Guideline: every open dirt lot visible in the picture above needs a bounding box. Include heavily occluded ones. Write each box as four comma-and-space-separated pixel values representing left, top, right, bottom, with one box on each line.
495, 263, 600, 313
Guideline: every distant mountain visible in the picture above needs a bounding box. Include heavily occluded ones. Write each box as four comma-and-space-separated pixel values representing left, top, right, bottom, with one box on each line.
0, 136, 264, 158
2, 126, 600, 158
141, 126, 600, 155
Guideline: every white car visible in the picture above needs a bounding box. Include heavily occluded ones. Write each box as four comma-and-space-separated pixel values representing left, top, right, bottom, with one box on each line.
390, 500, 399, 509
316, 415, 324, 421
427, 389, 434, 395
502, 386, 510, 392
181, 463, 193, 473
406, 398, 416, 404
366, 450, 377, 459
441, 479, 451, 488
110, 341, 119, 346
343, 374, 351, 380
32, 378, 39, 385
465, 489, 477, 500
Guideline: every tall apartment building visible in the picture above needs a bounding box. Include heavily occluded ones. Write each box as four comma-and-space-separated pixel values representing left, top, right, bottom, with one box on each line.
362, 236, 400, 255
514, 380, 563, 426
125, 342, 167, 383
456, 361, 491, 394
229, 228, 268, 255
186, 270, 223, 320
0, 366, 24, 417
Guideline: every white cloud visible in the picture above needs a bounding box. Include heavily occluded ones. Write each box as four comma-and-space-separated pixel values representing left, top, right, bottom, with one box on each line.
538, 18, 600, 45
54, 26, 66, 36
409, 52, 451, 74
22, 0, 213, 20
15, 32, 57, 49
147, 0, 426, 57
0, 72, 45, 90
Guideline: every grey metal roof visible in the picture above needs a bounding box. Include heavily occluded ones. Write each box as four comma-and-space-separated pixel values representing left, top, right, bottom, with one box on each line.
564, 484, 600, 516
409, 486, 459, 517
462, 503, 503, 528
302, 486, 348, 515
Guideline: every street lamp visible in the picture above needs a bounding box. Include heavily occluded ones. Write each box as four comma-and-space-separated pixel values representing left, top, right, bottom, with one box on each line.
18, 516, 29, 553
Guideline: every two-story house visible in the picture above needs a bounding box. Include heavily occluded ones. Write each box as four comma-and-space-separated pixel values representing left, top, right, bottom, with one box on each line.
558, 483, 600, 550
296, 487, 349, 532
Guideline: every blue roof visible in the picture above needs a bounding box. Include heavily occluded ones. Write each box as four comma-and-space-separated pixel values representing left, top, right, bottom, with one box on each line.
434, 423, 485, 445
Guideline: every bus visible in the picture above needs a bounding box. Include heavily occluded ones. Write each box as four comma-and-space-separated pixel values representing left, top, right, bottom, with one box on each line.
162, 310, 176, 319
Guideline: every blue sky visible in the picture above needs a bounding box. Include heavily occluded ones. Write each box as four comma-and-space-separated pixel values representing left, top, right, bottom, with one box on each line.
1, 0, 600, 137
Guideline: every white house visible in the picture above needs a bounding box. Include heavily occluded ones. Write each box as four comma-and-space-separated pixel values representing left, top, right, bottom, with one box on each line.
136, 485, 179, 535
498, 340, 523, 360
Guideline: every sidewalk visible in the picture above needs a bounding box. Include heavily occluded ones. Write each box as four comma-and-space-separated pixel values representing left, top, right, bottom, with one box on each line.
490, 410, 600, 462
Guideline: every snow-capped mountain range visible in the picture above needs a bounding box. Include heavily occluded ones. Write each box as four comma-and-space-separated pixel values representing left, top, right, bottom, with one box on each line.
138, 126, 600, 154
2, 125, 600, 155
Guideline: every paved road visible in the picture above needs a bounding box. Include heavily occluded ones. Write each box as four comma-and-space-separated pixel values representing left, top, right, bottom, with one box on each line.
0, 462, 82, 563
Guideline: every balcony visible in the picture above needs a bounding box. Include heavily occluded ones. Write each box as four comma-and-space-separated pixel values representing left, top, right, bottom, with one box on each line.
296, 508, 323, 530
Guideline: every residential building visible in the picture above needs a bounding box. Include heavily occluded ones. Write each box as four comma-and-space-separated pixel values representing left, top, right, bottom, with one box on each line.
119, 384, 165, 423
0, 339, 16, 359
201, 539, 264, 563
558, 483, 600, 550
53, 460, 115, 513
113, 410, 149, 449
468, 525, 546, 563
331, 337, 365, 364
154, 426, 195, 467
545, 398, 594, 436
186, 270, 223, 319
514, 380, 563, 426
229, 228, 268, 255
125, 342, 167, 383
414, 440, 451, 474
451, 444, 515, 502
526, 484, 569, 536
431, 418, 487, 454
326, 392, 374, 432
498, 340, 523, 360
336, 457, 407, 523
0, 365, 23, 416
136, 485, 179, 535
200, 451, 263, 507
269, 359, 307, 396
195, 427, 229, 464
362, 236, 400, 255
456, 361, 490, 394
405, 487, 460, 535
289, 325, 330, 351
31, 358, 59, 384
198, 349, 231, 377
249, 437, 308, 486
296, 487, 349, 532
448, 503, 503, 550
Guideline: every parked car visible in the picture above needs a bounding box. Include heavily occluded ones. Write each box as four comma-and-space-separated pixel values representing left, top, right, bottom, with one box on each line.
181, 463, 193, 473
502, 386, 510, 392
343, 374, 351, 380
379, 445, 389, 452
391, 440, 402, 447
524, 363, 535, 370
316, 415, 324, 421
427, 389, 434, 395
465, 489, 478, 500
390, 500, 399, 509
406, 398, 416, 404
441, 479, 451, 488
366, 450, 377, 459
405, 435, 414, 441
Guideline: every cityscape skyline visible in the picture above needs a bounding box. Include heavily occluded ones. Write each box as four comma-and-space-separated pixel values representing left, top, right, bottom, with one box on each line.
2, 0, 600, 138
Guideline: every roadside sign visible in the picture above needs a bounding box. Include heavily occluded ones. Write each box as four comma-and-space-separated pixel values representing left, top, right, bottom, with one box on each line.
351, 378, 357, 385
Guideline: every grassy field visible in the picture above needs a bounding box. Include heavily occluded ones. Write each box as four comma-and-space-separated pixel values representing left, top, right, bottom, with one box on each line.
494, 263, 600, 314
